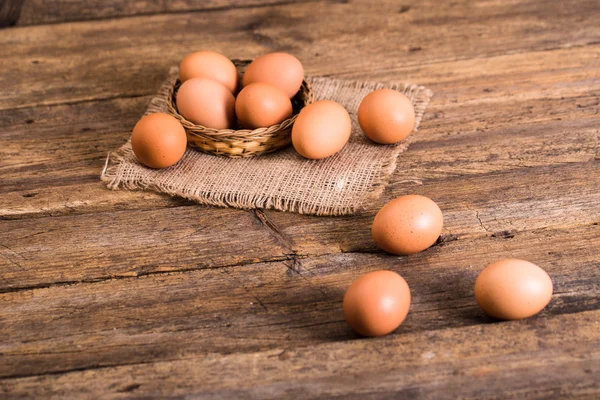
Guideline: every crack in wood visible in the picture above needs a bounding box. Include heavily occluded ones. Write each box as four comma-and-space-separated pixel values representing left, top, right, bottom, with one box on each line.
0, 242, 27, 271
0, 92, 152, 113
116, 383, 141, 393
474, 210, 492, 233
0, 255, 293, 294
2, 221, 599, 295
3, 308, 598, 382
284, 254, 331, 301
252, 209, 297, 252
14, 0, 320, 27
222, 268, 268, 312
491, 230, 516, 239
251, 210, 333, 300
2, 38, 599, 114
0, 359, 163, 381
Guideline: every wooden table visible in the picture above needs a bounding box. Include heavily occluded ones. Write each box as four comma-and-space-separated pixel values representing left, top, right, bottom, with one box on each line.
1, 0, 599, 398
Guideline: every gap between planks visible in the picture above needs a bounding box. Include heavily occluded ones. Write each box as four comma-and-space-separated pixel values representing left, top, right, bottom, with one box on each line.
1, 40, 598, 113
1, 308, 598, 388
1, 216, 598, 380
2, 0, 600, 112
1, 220, 597, 295
13, 0, 319, 28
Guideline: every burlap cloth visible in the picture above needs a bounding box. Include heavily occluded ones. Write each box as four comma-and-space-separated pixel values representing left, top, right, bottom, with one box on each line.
101, 67, 432, 216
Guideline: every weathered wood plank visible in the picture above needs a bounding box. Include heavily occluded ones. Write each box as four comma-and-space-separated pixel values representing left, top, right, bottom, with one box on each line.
2, 67, 597, 187
1, 44, 598, 219
1, 0, 598, 110
0, 95, 149, 192
0, 0, 24, 27
1, 1, 598, 398
16, 0, 306, 25
395, 116, 599, 181
0, 184, 189, 220
2, 93, 597, 211
2, 307, 598, 398
264, 160, 600, 255
1, 224, 598, 378
0, 206, 292, 291
1, 160, 599, 291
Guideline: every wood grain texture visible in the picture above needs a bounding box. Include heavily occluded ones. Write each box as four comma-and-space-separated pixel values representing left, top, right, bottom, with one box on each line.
1, 224, 598, 378
1, 161, 598, 291
17, 0, 307, 25
2, 309, 599, 398
1, 44, 598, 218
0, 0, 24, 27
0, 206, 291, 291
2, 0, 600, 398
1, 0, 599, 110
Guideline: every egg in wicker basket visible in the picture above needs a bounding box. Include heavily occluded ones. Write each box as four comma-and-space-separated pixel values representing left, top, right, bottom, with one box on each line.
166, 59, 314, 158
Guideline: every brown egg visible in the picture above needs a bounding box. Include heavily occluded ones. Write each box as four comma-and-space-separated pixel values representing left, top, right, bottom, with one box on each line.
179, 51, 239, 93
358, 89, 416, 144
343, 270, 411, 337
131, 113, 187, 169
372, 195, 443, 255
475, 259, 553, 320
176, 78, 236, 129
235, 83, 293, 129
242, 52, 304, 98
291, 100, 351, 159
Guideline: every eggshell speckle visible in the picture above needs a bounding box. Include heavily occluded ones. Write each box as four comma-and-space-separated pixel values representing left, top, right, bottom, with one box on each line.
131, 113, 187, 169
235, 83, 292, 129
343, 270, 411, 337
475, 259, 553, 320
176, 78, 236, 129
242, 52, 304, 98
372, 195, 443, 255
358, 89, 415, 144
291, 100, 351, 159
179, 51, 239, 93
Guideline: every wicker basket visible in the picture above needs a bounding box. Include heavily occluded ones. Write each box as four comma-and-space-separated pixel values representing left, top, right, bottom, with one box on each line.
166, 59, 314, 158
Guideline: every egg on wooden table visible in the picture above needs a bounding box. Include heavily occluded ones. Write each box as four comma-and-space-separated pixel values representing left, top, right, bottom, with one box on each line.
475, 259, 553, 320
371, 195, 444, 255
235, 83, 292, 129
242, 52, 304, 98
358, 89, 416, 144
176, 77, 236, 129
130, 113, 187, 169
291, 100, 352, 159
343, 270, 411, 337
179, 50, 239, 93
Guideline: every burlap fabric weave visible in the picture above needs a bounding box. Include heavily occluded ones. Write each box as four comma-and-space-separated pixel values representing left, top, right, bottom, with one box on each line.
101, 67, 432, 216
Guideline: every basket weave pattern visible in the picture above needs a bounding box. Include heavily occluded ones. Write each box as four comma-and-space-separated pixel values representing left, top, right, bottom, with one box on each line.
166, 60, 314, 158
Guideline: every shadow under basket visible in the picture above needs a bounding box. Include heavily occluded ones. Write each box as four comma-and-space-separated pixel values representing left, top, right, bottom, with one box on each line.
166, 59, 314, 158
